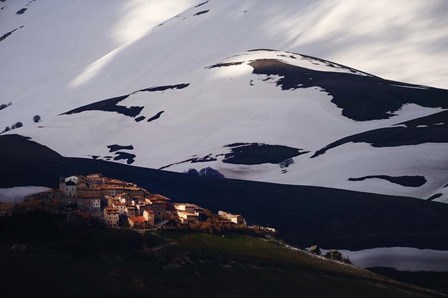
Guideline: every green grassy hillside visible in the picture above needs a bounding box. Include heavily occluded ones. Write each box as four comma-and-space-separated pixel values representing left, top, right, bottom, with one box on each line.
0, 212, 444, 298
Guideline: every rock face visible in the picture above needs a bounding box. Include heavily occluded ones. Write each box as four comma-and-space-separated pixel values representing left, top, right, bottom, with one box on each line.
0, 0, 447, 202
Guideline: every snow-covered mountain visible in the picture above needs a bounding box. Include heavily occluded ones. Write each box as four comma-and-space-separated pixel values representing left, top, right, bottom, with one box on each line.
1, 0, 448, 202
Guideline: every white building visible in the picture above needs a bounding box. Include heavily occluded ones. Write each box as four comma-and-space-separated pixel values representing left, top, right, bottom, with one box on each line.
65, 181, 77, 198
143, 210, 155, 227
174, 203, 204, 223
174, 203, 203, 215
177, 211, 199, 224
59, 175, 79, 198
218, 211, 246, 226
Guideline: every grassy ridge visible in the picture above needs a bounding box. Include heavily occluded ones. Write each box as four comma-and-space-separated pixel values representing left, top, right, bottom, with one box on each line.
0, 212, 443, 298
370, 268, 448, 295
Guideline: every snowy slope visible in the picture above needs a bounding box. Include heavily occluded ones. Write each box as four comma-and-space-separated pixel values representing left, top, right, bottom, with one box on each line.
321, 247, 448, 272
0, 186, 51, 204
1, 0, 448, 201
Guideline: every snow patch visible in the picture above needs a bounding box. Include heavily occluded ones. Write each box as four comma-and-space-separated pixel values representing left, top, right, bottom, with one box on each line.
322, 247, 448, 272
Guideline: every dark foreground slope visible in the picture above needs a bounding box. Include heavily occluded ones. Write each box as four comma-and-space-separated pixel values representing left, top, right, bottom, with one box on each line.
0, 212, 443, 298
2, 134, 448, 250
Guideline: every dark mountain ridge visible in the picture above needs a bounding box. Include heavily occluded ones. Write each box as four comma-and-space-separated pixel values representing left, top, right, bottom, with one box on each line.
2, 134, 448, 251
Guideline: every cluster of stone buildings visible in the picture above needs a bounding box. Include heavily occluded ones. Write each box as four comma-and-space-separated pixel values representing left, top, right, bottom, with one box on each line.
104, 192, 170, 229
1, 173, 248, 232
218, 211, 247, 226
57, 173, 172, 228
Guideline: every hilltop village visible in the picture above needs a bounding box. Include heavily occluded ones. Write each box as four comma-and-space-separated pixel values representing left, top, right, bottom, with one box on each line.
0, 173, 262, 234
0, 174, 354, 264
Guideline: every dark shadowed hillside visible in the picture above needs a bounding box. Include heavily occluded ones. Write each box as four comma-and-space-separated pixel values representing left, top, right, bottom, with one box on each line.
2, 134, 448, 251
0, 212, 444, 298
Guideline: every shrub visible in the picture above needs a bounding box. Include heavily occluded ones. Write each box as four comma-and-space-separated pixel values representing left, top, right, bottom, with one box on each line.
0, 102, 11, 111
33, 115, 41, 123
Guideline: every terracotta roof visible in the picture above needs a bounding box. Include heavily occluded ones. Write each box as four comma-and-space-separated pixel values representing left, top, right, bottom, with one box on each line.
174, 203, 203, 210
77, 187, 100, 191
105, 207, 119, 213
117, 186, 142, 191
129, 216, 147, 223
149, 200, 166, 204
149, 194, 170, 201
105, 178, 128, 183
99, 185, 118, 189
